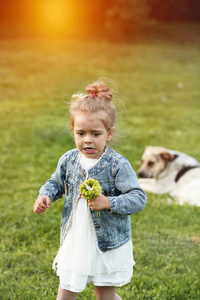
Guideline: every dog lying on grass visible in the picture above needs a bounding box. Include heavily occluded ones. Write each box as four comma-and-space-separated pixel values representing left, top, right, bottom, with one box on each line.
138, 146, 200, 206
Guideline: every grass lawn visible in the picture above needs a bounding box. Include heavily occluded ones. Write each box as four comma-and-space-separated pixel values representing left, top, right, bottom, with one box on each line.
0, 27, 200, 299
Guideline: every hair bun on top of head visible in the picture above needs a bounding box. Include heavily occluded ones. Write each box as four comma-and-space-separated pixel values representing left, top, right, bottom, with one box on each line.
86, 82, 112, 101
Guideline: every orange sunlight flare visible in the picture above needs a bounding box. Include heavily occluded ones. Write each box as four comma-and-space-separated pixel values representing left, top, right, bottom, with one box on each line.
33, 0, 80, 37
0, 0, 91, 38
40, 0, 68, 32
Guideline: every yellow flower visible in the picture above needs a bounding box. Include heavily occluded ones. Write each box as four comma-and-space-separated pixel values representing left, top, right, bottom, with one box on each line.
80, 178, 102, 216
80, 178, 102, 200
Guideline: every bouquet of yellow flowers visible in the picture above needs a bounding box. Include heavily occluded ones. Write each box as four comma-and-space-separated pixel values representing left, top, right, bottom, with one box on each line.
80, 178, 102, 215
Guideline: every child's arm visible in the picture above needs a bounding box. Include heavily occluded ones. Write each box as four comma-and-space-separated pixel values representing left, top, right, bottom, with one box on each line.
108, 157, 147, 215
36, 153, 67, 205
88, 158, 147, 215
34, 195, 51, 214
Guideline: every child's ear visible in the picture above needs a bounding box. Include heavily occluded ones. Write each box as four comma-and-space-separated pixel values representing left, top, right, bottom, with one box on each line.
107, 127, 115, 141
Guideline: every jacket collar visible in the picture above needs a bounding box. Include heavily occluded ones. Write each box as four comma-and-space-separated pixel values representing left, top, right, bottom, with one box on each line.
75, 146, 114, 177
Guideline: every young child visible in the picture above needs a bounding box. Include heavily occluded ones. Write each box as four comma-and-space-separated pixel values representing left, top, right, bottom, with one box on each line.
34, 81, 147, 300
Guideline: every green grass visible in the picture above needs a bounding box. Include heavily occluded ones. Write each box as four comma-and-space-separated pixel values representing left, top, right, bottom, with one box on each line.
0, 28, 200, 299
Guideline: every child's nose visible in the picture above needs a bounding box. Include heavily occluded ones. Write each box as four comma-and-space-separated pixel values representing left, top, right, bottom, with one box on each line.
84, 134, 92, 143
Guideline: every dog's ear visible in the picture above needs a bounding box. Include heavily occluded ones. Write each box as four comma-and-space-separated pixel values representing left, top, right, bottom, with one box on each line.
160, 152, 177, 161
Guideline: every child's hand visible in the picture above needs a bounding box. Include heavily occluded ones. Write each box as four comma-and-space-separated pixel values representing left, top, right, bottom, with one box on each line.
88, 194, 110, 211
34, 196, 51, 214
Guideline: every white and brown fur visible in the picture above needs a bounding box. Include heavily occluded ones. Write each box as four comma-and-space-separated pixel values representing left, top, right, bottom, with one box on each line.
138, 146, 200, 206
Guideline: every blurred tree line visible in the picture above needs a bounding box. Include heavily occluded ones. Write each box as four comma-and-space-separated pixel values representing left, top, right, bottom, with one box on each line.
102, 0, 200, 38
104, 0, 200, 24
0, 0, 200, 38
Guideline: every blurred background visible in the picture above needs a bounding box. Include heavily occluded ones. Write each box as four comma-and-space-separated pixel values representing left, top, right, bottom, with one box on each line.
1, 0, 200, 40
1, 1, 200, 299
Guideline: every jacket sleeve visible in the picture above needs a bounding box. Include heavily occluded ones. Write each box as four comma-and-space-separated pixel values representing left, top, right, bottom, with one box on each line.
38, 153, 67, 202
108, 157, 147, 215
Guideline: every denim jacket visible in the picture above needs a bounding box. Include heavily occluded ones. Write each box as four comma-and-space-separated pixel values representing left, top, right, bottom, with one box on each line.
38, 146, 147, 252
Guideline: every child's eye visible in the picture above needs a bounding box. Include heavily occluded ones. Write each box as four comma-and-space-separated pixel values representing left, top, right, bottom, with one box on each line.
78, 132, 84, 136
94, 133, 100, 136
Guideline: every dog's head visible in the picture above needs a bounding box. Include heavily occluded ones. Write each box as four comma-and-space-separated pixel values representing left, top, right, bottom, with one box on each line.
138, 146, 178, 178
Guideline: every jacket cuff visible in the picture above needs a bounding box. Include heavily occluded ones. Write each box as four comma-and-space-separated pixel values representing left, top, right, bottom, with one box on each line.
38, 190, 55, 203
108, 197, 118, 213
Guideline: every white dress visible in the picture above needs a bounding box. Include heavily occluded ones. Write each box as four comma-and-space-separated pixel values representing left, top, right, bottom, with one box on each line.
53, 154, 135, 293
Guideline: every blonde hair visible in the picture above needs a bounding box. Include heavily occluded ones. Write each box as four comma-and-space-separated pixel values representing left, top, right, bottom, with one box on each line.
70, 81, 116, 131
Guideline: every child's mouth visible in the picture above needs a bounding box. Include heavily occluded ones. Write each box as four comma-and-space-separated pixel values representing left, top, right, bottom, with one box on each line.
84, 148, 95, 154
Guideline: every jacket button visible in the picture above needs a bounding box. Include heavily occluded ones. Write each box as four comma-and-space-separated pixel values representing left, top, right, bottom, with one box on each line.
102, 247, 107, 251
95, 224, 100, 228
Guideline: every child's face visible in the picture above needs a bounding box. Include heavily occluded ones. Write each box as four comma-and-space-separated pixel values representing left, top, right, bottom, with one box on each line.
73, 112, 114, 159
